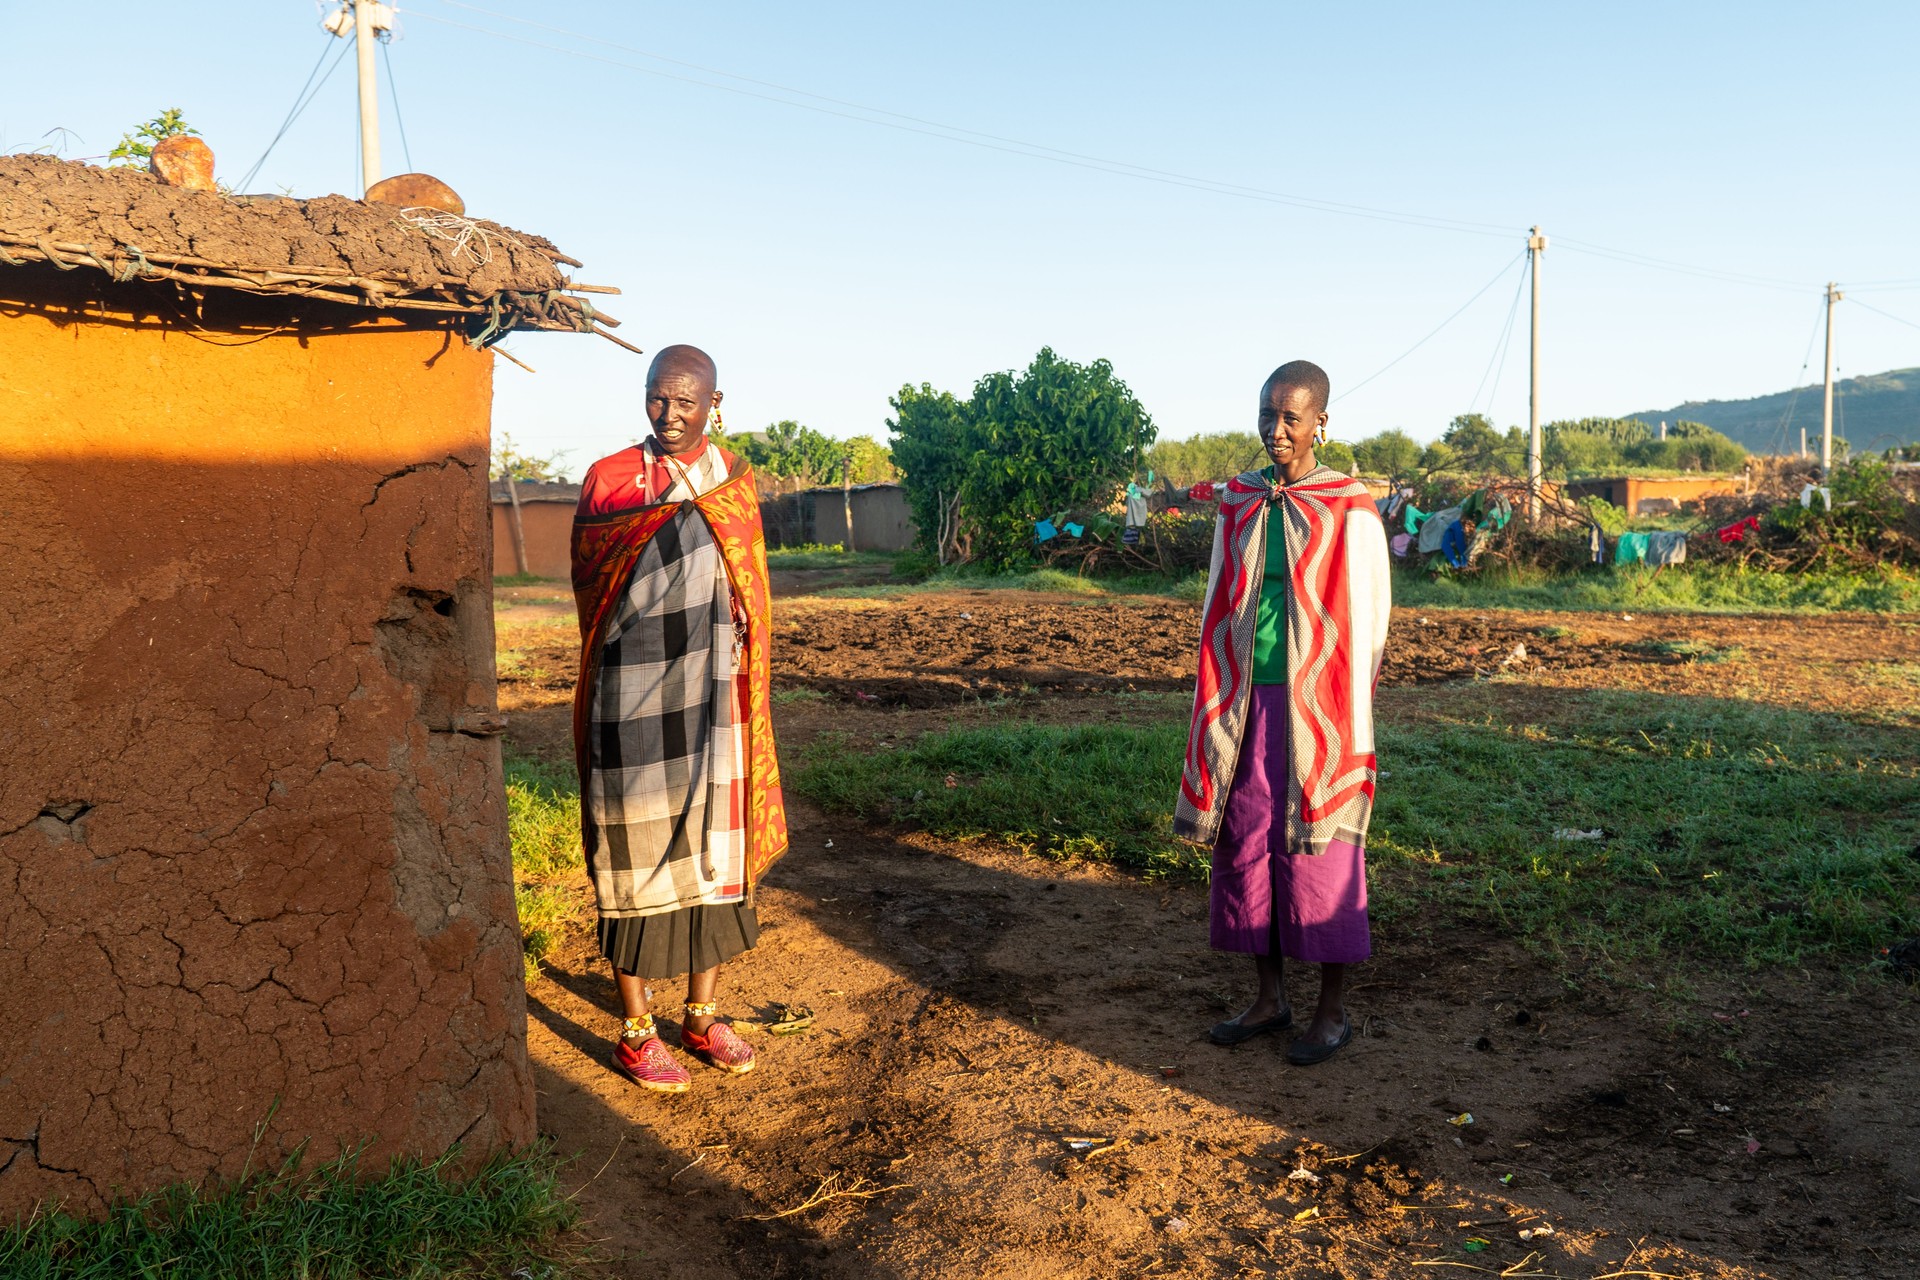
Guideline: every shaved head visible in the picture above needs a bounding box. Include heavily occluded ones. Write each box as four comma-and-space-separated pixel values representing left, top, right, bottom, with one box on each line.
649, 343, 718, 394
1263, 360, 1330, 415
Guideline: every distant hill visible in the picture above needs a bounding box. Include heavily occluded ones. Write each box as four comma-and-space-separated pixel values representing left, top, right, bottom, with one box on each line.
1626, 367, 1920, 456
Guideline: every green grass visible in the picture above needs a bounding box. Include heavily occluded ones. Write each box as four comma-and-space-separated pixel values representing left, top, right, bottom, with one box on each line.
1395, 563, 1920, 614
791, 694, 1920, 972
494, 572, 563, 588
764, 544, 899, 571
505, 754, 584, 978
0, 1144, 576, 1279
1623, 638, 1746, 663
793, 723, 1207, 880
817, 565, 1209, 602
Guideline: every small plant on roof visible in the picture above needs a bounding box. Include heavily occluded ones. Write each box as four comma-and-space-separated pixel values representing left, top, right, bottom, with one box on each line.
108, 108, 198, 167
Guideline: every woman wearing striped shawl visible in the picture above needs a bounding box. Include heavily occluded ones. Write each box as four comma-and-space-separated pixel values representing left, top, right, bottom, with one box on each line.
570, 345, 789, 1093
1175, 361, 1390, 1066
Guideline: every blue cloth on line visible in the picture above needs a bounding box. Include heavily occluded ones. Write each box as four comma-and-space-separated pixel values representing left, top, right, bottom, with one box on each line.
1063, 522, 1085, 537
1442, 521, 1469, 568
1035, 520, 1058, 542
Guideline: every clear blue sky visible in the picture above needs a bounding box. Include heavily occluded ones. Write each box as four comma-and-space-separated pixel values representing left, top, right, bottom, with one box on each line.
6, 1, 1918, 475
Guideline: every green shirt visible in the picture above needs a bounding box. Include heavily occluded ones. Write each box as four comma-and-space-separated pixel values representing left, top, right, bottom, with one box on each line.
1252, 468, 1287, 684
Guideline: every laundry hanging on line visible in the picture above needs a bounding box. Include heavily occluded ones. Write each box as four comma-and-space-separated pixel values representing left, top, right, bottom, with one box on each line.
1647, 530, 1687, 566
1614, 531, 1651, 565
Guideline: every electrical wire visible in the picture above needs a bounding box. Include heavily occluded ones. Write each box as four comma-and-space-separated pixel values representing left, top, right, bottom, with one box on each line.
403, 4, 1518, 240
1469, 260, 1529, 417
1848, 297, 1920, 332
1330, 252, 1526, 405
237, 36, 353, 192
382, 37, 414, 173
1555, 238, 1813, 294
1772, 293, 1828, 455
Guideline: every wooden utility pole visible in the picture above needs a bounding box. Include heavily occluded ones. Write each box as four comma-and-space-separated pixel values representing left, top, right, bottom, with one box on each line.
1821, 282, 1842, 475
503, 472, 530, 576
352, 0, 382, 193
1526, 226, 1547, 518
841, 455, 856, 553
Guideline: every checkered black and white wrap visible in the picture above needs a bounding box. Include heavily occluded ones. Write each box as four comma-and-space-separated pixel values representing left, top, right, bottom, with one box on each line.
586, 445, 750, 917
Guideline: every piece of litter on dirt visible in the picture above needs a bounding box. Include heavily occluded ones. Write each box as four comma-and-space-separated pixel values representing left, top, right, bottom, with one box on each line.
1518, 1224, 1555, 1241
1621, 613, 1634, 621
1293, 1206, 1320, 1221
1449, 1112, 1475, 1127
853, 690, 879, 703
1164, 1216, 1188, 1233
944, 774, 960, 788
1287, 1166, 1322, 1185
1552, 828, 1604, 841
958, 611, 972, 619
1463, 1237, 1491, 1252
823, 839, 834, 848
1672, 1129, 1695, 1136
766, 1004, 816, 1036
1713, 1102, 1733, 1113
1745, 1138, 1762, 1155
1499, 642, 1529, 668
1158, 1066, 1183, 1079
1499, 1173, 1515, 1185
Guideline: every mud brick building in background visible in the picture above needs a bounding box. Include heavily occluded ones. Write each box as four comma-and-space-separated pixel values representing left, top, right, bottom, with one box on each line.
0, 155, 616, 1215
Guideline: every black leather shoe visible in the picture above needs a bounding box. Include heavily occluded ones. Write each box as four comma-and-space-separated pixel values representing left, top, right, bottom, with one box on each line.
1208, 1007, 1294, 1046
1285, 1019, 1353, 1065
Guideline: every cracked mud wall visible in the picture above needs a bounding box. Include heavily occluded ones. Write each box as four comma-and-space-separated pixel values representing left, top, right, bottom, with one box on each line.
0, 278, 534, 1216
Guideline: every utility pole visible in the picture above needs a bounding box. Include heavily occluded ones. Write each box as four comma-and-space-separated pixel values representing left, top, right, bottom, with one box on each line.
1821, 282, 1842, 475
326, 3, 390, 193
1526, 226, 1547, 518
352, 0, 382, 193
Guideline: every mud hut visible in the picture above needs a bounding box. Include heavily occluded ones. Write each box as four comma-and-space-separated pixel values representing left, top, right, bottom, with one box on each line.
0, 155, 620, 1216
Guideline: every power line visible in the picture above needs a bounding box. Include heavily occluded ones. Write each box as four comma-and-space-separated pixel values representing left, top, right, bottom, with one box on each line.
403, 4, 1518, 241
238, 35, 353, 192
1470, 261, 1529, 417
382, 37, 413, 173
1848, 297, 1920, 332
1331, 252, 1526, 406
1554, 238, 1812, 294
1773, 293, 1827, 454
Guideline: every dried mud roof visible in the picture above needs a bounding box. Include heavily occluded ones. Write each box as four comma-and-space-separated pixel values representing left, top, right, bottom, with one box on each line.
0, 154, 627, 343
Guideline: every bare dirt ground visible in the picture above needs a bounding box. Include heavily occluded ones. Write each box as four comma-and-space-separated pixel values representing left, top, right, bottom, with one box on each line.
495, 579, 1920, 1279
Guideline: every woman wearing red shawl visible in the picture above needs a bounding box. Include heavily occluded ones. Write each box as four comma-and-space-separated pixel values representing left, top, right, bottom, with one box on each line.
570, 344, 789, 1093
1175, 361, 1390, 1066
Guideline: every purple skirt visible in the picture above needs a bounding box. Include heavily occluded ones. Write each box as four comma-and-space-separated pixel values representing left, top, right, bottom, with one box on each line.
1209, 684, 1371, 964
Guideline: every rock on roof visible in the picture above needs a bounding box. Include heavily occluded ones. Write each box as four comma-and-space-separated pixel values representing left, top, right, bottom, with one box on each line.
0, 155, 624, 340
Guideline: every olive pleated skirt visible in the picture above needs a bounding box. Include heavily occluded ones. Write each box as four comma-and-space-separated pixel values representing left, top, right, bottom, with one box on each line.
597, 902, 760, 980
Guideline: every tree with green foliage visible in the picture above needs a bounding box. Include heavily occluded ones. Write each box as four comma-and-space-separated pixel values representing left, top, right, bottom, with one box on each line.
1351, 429, 1421, 477
109, 108, 197, 167
1441, 413, 1528, 475
890, 348, 1156, 568
740, 420, 842, 483
491, 432, 570, 483
842, 434, 899, 484
1317, 440, 1357, 473
1146, 431, 1264, 486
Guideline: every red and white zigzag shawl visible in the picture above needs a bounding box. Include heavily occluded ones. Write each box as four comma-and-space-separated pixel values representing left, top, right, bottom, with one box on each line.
1174, 466, 1391, 851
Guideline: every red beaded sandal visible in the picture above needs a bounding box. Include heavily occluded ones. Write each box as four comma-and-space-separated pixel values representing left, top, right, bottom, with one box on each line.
679, 1002, 756, 1074
610, 1014, 691, 1093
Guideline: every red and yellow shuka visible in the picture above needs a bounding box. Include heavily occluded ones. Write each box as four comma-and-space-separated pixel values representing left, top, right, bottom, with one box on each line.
570, 444, 789, 913
1174, 465, 1391, 852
